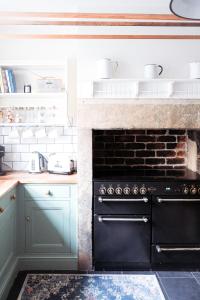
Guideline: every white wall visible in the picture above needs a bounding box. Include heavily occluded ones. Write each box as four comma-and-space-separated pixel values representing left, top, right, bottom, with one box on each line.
77, 39, 200, 79
0, 0, 169, 13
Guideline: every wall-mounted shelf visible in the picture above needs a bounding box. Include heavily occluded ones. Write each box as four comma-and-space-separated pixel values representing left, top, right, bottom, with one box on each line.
0, 92, 67, 98
0, 122, 69, 127
0, 60, 69, 124
79, 79, 200, 100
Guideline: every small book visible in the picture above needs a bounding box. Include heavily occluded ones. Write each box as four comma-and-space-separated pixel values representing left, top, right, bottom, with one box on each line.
5, 69, 12, 93
8, 69, 16, 93
0, 68, 5, 93
1, 69, 9, 93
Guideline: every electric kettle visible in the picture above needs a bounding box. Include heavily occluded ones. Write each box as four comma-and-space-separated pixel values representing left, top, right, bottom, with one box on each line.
28, 151, 47, 173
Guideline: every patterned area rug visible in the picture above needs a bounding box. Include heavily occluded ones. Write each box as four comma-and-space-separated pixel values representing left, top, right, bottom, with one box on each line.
18, 274, 165, 300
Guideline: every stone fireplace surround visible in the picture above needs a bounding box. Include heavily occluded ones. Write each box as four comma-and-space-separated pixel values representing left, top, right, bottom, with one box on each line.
77, 102, 200, 270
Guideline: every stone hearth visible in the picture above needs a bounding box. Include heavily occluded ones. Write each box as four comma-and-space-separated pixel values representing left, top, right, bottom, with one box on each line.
77, 102, 200, 270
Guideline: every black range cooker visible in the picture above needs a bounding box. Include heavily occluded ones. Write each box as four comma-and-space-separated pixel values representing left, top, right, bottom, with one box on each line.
93, 169, 200, 270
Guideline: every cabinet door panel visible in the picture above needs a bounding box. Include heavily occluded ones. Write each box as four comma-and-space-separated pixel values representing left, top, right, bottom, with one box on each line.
0, 199, 16, 272
25, 200, 71, 253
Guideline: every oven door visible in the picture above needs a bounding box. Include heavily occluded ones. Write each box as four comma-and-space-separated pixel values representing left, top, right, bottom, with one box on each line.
152, 196, 200, 265
152, 196, 200, 244
93, 214, 150, 269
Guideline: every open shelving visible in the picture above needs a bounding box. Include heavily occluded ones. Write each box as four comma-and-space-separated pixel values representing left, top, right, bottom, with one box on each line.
0, 60, 69, 125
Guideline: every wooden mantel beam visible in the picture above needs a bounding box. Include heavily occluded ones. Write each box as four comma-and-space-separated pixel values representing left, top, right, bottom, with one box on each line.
0, 20, 200, 27
1, 34, 200, 40
0, 12, 184, 20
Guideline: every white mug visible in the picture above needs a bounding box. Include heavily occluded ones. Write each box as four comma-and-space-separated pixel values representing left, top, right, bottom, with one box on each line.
144, 64, 163, 79
96, 58, 118, 79
189, 62, 200, 79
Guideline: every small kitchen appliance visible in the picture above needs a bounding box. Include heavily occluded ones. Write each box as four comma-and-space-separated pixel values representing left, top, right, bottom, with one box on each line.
47, 153, 74, 175
28, 151, 47, 173
0, 145, 5, 175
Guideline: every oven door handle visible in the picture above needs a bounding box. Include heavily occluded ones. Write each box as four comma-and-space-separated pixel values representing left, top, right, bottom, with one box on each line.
98, 197, 149, 203
157, 197, 200, 203
98, 216, 149, 223
156, 245, 200, 253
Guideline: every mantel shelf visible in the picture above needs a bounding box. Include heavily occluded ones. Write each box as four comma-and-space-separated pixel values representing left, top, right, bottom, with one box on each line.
78, 78, 200, 100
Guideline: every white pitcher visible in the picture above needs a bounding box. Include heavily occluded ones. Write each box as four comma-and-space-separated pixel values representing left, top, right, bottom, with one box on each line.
96, 58, 118, 79
189, 62, 200, 79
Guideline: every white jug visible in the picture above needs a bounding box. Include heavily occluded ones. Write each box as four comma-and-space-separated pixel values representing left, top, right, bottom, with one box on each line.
189, 62, 200, 79
144, 64, 163, 79
96, 58, 118, 79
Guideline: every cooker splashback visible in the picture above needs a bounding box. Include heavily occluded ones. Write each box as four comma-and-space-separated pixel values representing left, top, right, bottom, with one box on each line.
92, 129, 191, 177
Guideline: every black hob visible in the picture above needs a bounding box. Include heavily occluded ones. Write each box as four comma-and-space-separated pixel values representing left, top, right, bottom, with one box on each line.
93, 169, 200, 196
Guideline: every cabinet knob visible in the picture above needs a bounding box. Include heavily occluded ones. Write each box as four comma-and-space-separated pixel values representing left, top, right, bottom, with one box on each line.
0, 207, 5, 213
46, 190, 53, 196
10, 194, 16, 201
25, 216, 30, 222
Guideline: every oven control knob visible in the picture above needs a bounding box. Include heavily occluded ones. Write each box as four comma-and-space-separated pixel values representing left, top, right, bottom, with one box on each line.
115, 187, 122, 195
107, 187, 114, 195
182, 187, 189, 195
190, 187, 197, 195
132, 186, 139, 195
99, 187, 106, 195
140, 186, 147, 195
123, 187, 131, 195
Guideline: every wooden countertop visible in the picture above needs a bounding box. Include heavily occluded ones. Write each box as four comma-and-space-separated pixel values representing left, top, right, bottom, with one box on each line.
0, 172, 77, 198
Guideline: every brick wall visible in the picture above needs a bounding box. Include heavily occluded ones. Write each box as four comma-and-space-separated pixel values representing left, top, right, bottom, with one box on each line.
93, 129, 187, 175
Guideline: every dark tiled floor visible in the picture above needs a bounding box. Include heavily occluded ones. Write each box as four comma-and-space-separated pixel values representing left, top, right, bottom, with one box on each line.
157, 271, 200, 300
7, 270, 200, 300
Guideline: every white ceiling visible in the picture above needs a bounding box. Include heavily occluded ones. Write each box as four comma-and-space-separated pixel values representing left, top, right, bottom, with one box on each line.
0, 0, 171, 13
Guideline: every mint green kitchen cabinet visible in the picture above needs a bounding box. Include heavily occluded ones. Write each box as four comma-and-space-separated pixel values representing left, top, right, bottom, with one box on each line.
25, 200, 71, 253
18, 184, 77, 270
0, 188, 17, 300
0, 188, 16, 272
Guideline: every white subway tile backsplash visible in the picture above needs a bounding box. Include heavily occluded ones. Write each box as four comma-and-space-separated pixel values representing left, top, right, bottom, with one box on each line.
64, 144, 77, 153
47, 144, 64, 153
54, 136, 72, 144
3, 145, 12, 152
12, 144, 29, 153
4, 136, 20, 144
64, 126, 77, 136
13, 161, 28, 171
20, 153, 31, 162
30, 144, 47, 153
0, 126, 77, 171
36, 138, 55, 144
21, 138, 37, 144
2, 161, 13, 171
4, 152, 20, 162
72, 136, 78, 144
1, 127, 11, 136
